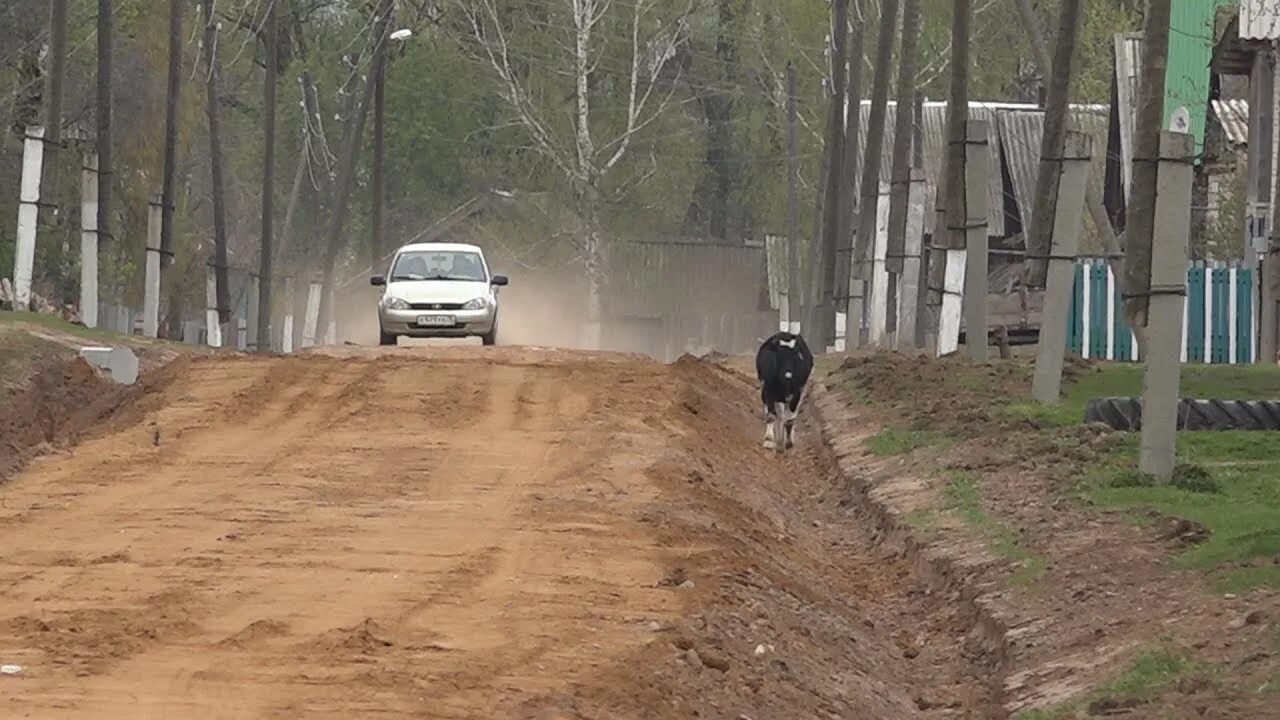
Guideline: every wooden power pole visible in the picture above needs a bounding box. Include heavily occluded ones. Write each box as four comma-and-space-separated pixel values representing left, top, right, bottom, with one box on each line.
258, 0, 279, 351
203, 0, 231, 330
161, 0, 183, 269
96, 0, 113, 251
818, 0, 851, 350
1122, 0, 1173, 355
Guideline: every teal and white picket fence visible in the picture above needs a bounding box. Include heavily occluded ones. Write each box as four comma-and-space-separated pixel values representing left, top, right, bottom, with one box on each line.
1068, 258, 1256, 364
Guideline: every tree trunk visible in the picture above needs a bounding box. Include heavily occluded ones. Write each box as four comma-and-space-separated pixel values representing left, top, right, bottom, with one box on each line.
1122, 0, 1172, 356
886, 0, 922, 331
371, 51, 387, 268
853, 0, 900, 318
203, 2, 231, 326
41, 0, 68, 215
786, 62, 801, 332
836, 9, 866, 314
818, 0, 850, 349
315, 1, 391, 337
1025, 0, 1083, 288
96, 0, 113, 252
258, 0, 278, 351
1015, 0, 1123, 284
161, 0, 182, 269
943, 0, 971, 253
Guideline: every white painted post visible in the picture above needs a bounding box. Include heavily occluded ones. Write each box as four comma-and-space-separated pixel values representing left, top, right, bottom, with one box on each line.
302, 281, 322, 347
80, 152, 99, 327
12, 125, 46, 310
237, 319, 248, 350
143, 194, 162, 338
896, 169, 927, 350
1032, 131, 1092, 404
1203, 263, 1213, 364
281, 276, 294, 353
1081, 261, 1092, 359
868, 183, 891, 347
1229, 265, 1238, 364
205, 265, 222, 348
1139, 131, 1195, 480
937, 250, 967, 356
963, 120, 991, 362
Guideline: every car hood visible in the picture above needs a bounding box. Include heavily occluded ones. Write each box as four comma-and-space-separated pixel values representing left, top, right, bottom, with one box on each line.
384, 280, 492, 304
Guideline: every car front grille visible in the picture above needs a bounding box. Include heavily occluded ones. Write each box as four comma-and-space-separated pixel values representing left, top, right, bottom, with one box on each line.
408, 302, 465, 311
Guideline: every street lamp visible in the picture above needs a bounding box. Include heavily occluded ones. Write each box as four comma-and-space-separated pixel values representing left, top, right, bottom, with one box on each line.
372, 26, 413, 265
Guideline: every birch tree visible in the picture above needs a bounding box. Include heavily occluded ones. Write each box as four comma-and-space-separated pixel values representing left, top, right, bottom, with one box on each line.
456, 0, 690, 348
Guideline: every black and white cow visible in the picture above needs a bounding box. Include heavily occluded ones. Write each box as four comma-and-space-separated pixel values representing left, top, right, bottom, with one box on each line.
755, 331, 814, 450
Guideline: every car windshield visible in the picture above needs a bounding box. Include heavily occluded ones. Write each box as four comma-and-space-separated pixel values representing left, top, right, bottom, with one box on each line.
390, 250, 487, 282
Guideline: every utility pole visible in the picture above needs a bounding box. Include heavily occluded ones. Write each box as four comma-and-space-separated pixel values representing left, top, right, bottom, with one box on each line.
316, 5, 393, 337
42, 0, 68, 213
258, 0, 278, 352
848, 0, 898, 349
1122, 0, 1172, 356
96, 0, 113, 253
161, 0, 183, 270
1014, 0, 1123, 283
835, 7, 866, 325
1024, 0, 1084, 289
787, 62, 801, 334
203, 0, 231, 335
818, 0, 850, 351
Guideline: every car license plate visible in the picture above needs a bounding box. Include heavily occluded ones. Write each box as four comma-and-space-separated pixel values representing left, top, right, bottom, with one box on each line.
416, 314, 454, 327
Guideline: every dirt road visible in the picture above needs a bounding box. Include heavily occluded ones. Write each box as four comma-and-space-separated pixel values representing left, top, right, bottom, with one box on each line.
1, 347, 992, 718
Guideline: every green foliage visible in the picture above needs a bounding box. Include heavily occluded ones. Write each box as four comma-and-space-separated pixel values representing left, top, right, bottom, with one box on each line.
867, 428, 950, 456
943, 470, 1046, 586
1016, 645, 1214, 719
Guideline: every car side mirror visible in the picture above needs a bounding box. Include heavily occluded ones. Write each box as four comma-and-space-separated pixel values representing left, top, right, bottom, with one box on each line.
491, 275, 509, 287
370, 275, 386, 287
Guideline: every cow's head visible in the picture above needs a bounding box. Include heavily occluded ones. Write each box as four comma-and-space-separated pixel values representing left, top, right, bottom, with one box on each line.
772, 334, 806, 384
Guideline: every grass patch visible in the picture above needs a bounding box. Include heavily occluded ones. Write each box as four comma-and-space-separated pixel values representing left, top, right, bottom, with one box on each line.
1085, 432, 1280, 592
0, 311, 124, 342
1016, 645, 1214, 719
944, 470, 1046, 587
866, 428, 949, 456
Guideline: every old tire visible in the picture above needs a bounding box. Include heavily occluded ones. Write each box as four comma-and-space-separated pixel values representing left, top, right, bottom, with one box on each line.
1084, 397, 1280, 432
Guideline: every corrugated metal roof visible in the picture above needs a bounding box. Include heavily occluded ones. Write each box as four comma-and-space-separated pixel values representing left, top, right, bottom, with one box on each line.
1239, 0, 1280, 40
995, 108, 1110, 251
1212, 98, 1250, 146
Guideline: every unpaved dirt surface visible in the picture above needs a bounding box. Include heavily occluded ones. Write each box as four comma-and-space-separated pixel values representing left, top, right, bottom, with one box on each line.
0, 346, 995, 719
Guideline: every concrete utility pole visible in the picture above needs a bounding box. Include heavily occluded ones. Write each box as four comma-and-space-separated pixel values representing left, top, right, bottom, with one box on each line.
144, 194, 163, 338
849, 0, 901, 349
1122, 0, 1172, 355
258, 0, 278, 352
81, 153, 99, 328
885, 0, 921, 346
1140, 131, 1194, 479
1024, 0, 1083, 289
1245, 50, 1273, 266
786, 62, 802, 334
819, 0, 851, 350
963, 120, 991, 361
1032, 131, 1093, 403
12, 126, 46, 311
896, 168, 927, 348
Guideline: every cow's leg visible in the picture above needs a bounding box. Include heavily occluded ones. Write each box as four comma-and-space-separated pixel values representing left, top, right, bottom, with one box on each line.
783, 392, 802, 448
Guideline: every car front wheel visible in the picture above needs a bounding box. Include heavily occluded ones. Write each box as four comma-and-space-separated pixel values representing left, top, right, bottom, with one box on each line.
379, 329, 398, 346
481, 324, 497, 346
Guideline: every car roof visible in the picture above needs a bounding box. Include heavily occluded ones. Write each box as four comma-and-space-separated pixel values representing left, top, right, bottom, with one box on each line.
395, 242, 484, 255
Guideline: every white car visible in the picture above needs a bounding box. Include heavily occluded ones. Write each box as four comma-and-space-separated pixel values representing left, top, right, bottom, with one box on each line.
371, 242, 509, 346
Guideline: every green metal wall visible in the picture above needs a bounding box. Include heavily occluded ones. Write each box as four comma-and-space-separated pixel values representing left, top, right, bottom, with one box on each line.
1164, 0, 1234, 152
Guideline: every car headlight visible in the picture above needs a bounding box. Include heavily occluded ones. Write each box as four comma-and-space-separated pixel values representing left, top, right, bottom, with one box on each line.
383, 296, 410, 310
462, 296, 490, 310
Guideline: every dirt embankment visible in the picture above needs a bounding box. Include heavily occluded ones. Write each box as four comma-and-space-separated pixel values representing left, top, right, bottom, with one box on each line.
0, 344, 1004, 719
816, 352, 1280, 719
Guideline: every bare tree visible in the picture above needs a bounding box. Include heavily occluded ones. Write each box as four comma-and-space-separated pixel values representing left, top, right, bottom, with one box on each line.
885, 0, 921, 334
1122, 0, 1172, 354
457, 0, 690, 347
203, 0, 232, 329
41, 0, 68, 211
817, 0, 851, 350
